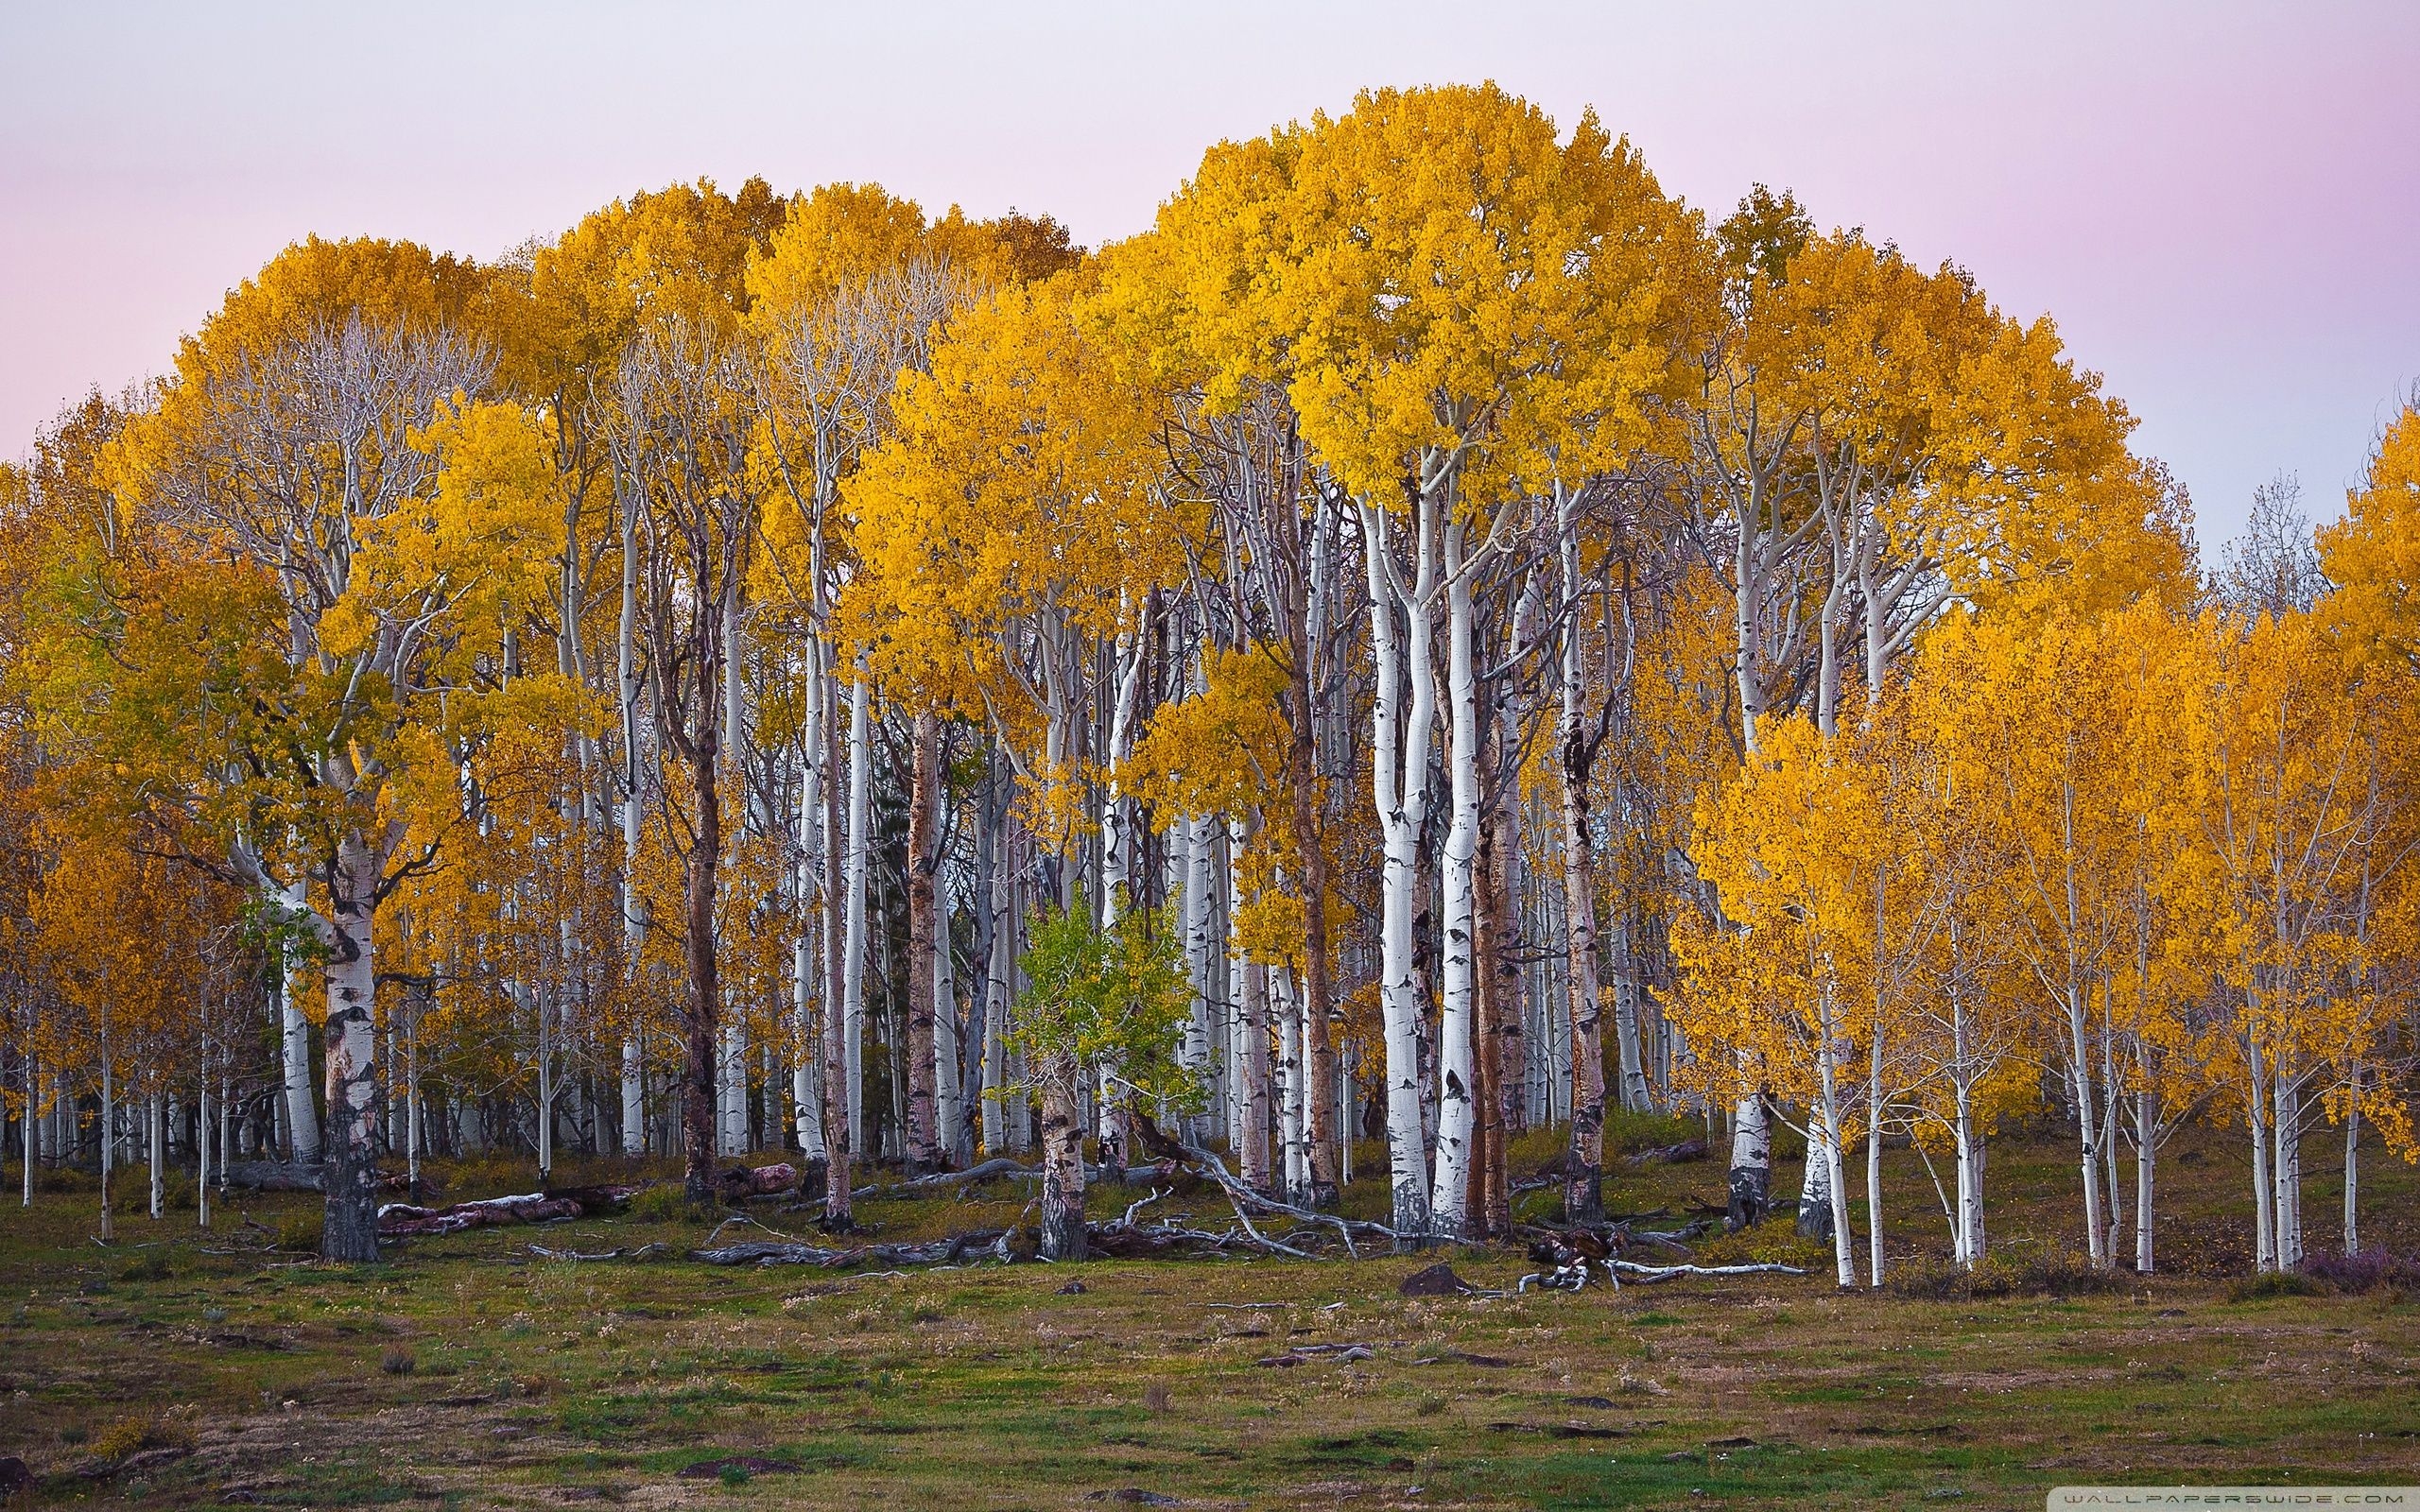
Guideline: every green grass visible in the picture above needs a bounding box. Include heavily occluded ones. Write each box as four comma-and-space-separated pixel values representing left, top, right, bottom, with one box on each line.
0, 1125, 2414, 1509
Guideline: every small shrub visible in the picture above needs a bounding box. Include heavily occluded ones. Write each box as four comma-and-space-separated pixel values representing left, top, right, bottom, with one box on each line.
2000, 1246, 2127, 1297
1883, 1244, 2124, 1299
1884, 1256, 1968, 1300
90, 1407, 197, 1464
1143, 1383, 1171, 1413
2228, 1269, 2328, 1302
717, 1464, 753, 1486
2301, 1249, 2420, 1296
381, 1346, 417, 1376
628, 1185, 700, 1224
1691, 1224, 1829, 1270
117, 1252, 172, 1283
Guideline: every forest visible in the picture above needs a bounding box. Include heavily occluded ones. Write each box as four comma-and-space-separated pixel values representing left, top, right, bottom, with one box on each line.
2, 80, 2415, 1316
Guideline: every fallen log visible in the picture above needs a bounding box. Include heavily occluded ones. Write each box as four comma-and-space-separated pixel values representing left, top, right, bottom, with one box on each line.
379, 1192, 586, 1237
854, 1156, 1028, 1197
1611, 1260, 1807, 1282
543, 1184, 643, 1211
218, 1160, 323, 1193
691, 1211, 1296, 1269
720, 1161, 804, 1200
689, 1232, 1005, 1268
1623, 1140, 1709, 1167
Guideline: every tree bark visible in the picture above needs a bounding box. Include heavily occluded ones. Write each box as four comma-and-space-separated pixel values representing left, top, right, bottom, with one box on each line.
1286, 641, 1340, 1208
1364, 498, 1438, 1239
2135, 1087, 2156, 1274
1557, 702, 1607, 1222
1237, 954, 1271, 1192
1727, 1091, 1771, 1231
2065, 985, 2107, 1267
1038, 1059, 1087, 1261
320, 833, 387, 1262
2342, 1064, 2361, 1255
905, 710, 943, 1174
2273, 1071, 2303, 1270
279, 877, 320, 1166
1430, 529, 1480, 1237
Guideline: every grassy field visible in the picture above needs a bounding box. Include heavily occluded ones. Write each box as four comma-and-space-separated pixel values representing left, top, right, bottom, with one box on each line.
2, 1120, 2415, 1510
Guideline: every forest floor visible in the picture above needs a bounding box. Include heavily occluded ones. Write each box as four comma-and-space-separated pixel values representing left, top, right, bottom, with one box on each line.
3, 1118, 2417, 1510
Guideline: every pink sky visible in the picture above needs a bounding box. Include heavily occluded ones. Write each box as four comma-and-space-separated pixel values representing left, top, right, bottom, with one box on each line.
5, 2, 2414, 546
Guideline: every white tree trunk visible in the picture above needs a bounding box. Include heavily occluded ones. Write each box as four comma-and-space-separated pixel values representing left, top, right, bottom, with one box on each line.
617, 470, 648, 1159
196, 1055, 212, 1228
717, 1021, 748, 1157
2065, 988, 2107, 1267
1363, 499, 1439, 1237
620, 1038, 646, 1158
841, 674, 873, 1155
790, 639, 829, 1161
1273, 967, 1307, 1199
535, 982, 556, 1178
2135, 1088, 2156, 1274
1100, 605, 1145, 923
1728, 1092, 1771, 1230
320, 834, 385, 1262
279, 877, 320, 1166
935, 885, 961, 1157
99, 1053, 114, 1241
2273, 1071, 2303, 1270
1429, 530, 1480, 1236
147, 1091, 164, 1220
1815, 1022, 1855, 1287
982, 830, 1011, 1157
19, 1044, 32, 1209
1951, 1087, 1979, 1268
2246, 1039, 2276, 1271
1799, 1125, 1834, 1240
1866, 1030, 1886, 1287
404, 1015, 422, 1195
1179, 812, 1215, 1143
2343, 1065, 2361, 1255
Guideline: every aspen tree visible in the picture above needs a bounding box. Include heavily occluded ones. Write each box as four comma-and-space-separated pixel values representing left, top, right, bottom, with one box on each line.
846, 269, 1187, 1225
33, 241, 569, 1257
